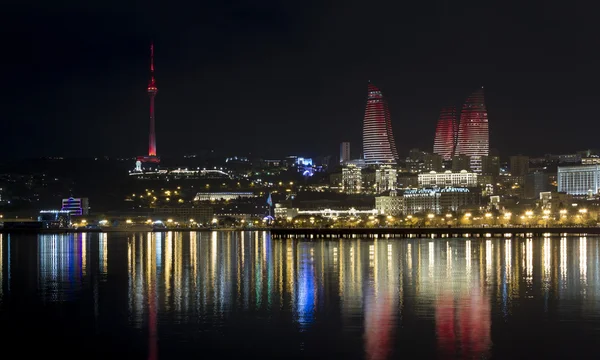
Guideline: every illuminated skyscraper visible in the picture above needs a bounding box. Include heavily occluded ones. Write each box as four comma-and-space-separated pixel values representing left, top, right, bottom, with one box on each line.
455, 87, 489, 157
433, 106, 457, 160
362, 83, 399, 165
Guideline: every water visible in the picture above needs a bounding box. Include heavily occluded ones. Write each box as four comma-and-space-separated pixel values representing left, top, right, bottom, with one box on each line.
0, 232, 599, 359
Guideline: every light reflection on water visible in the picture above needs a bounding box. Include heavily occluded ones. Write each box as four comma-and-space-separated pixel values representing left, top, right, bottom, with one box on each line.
0, 233, 600, 358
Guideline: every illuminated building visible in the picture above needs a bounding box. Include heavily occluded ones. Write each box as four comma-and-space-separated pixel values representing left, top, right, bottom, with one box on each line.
61, 197, 89, 216
455, 87, 489, 158
375, 166, 397, 193
418, 170, 478, 188
38, 210, 71, 228
342, 165, 362, 194
433, 106, 458, 160
557, 164, 600, 196
137, 43, 160, 168
194, 192, 255, 201
403, 187, 478, 215
362, 83, 399, 165
375, 190, 404, 216
340, 142, 350, 165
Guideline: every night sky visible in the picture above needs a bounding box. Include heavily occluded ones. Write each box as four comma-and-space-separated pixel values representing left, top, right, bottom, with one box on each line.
1, 0, 593, 159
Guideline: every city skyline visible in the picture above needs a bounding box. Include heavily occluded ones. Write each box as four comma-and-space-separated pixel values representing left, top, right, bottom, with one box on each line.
1, 1, 590, 159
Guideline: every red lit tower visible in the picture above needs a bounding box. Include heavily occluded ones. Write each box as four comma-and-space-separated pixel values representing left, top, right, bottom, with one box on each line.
136, 43, 160, 168
455, 87, 489, 157
362, 82, 399, 165
148, 43, 158, 157
433, 106, 458, 160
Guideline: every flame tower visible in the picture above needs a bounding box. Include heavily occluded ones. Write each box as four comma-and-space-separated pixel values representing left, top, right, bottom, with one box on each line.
147, 43, 158, 157
362, 82, 399, 165
455, 87, 489, 157
433, 106, 458, 160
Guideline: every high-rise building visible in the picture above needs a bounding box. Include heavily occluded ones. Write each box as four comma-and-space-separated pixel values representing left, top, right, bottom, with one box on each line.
455, 87, 489, 157
510, 155, 530, 177
433, 106, 458, 160
362, 83, 399, 165
340, 142, 351, 165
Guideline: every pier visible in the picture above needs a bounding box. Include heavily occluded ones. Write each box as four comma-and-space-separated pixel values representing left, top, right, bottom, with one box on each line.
269, 226, 600, 239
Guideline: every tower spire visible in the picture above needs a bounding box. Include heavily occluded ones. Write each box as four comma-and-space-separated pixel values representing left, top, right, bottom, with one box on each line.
147, 42, 158, 157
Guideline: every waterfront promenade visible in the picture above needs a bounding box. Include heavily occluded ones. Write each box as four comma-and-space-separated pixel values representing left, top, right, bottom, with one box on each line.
269, 226, 600, 239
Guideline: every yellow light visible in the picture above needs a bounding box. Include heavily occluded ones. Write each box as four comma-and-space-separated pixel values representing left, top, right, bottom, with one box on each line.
559, 209, 568, 214
167, 219, 173, 223
504, 212, 512, 218
146, 219, 152, 224
126, 219, 132, 224
485, 213, 492, 218
525, 211, 533, 217
464, 213, 472, 218
427, 214, 434, 219
579, 208, 588, 214
189, 219, 195, 222
387, 215, 393, 220
81, 219, 87, 223
445, 213, 452, 218
543, 209, 551, 215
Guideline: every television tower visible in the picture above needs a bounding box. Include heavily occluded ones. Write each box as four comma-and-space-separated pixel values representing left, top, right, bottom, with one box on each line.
147, 43, 158, 157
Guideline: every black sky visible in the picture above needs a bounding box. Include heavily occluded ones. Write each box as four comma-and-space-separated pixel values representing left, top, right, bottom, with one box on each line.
0, 0, 595, 159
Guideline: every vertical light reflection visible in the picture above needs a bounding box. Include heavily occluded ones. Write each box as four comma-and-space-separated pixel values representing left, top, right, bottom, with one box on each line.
560, 237, 567, 289
526, 238, 533, 288
254, 232, 262, 308
190, 232, 197, 294
580, 237, 587, 288
164, 231, 173, 309
127, 237, 134, 319
369, 244, 375, 269
504, 239, 511, 281
81, 233, 87, 277
99, 233, 108, 275
485, 240, 492, 282
466, 240, 471, 280
407, 243, 412, 272
296, 243, 316, 330
543, 238, 551, 283
502, 239, 512, 318
147, 231, 158, 360
446, 242, 452, 279
428, 242, 434, 279
333, 246, 338, 268
173, 232, 183, 313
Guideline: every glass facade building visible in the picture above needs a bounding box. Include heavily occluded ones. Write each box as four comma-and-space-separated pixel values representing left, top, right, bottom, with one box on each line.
433, 106, 458, 160
362, 83, 399, 165
455, 87, 489, 157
